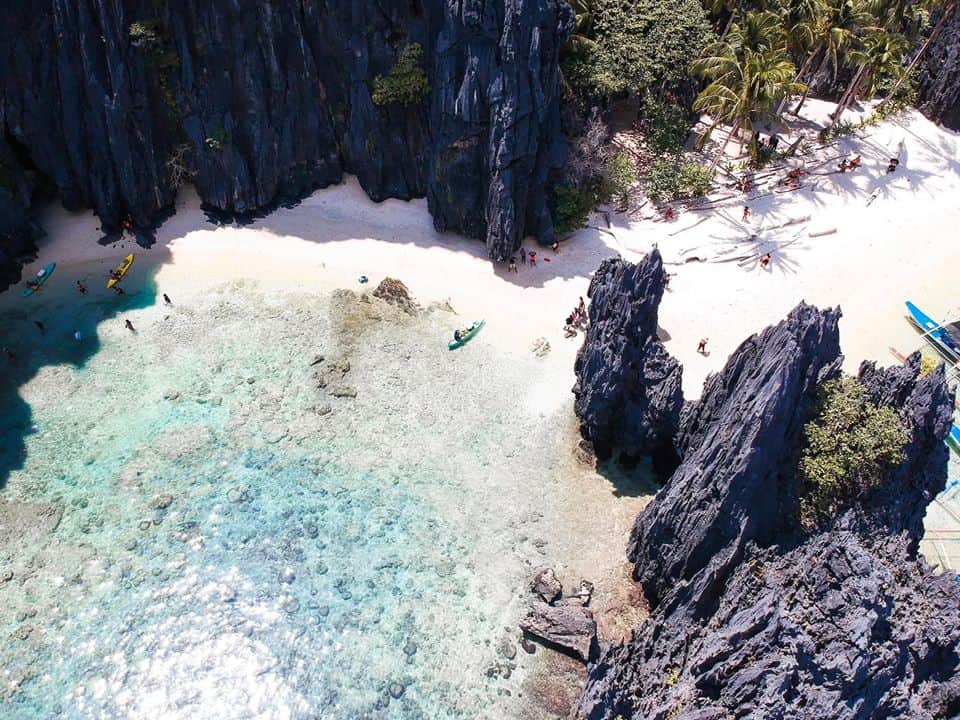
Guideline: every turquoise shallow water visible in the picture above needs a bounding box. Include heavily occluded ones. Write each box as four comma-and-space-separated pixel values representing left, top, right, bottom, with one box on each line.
0, 280, 641, 719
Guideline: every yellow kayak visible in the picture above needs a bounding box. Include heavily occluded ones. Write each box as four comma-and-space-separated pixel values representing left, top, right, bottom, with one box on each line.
107, 253, 135, 289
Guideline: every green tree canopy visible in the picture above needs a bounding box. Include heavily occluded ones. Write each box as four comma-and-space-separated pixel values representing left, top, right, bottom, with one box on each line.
584, 0, 716, 96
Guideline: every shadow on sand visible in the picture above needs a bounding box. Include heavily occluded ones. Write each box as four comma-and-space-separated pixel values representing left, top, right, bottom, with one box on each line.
0, 245, 167, 488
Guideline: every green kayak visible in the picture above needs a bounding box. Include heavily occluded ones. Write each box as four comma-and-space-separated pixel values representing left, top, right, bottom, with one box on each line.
449, 320, 484, 350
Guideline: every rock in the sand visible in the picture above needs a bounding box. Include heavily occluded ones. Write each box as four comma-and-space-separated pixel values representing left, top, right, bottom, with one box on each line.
148, 493, 174, 510
531, 337, 551, 357
573, 251, 684, 471
497, 636, 517, 661
372, 278, 418, 315
329, 385, 357, 399
530, 568, 563, 604
389, 682, 405, 699
520, 602, 597, 662
520, 637, 536, 654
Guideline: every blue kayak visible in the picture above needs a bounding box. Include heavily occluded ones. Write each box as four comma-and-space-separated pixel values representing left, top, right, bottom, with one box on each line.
905, 301, 960, 362
22, 262, 56, 297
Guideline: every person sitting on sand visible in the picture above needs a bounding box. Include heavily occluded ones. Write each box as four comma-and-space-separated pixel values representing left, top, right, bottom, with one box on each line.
578, 296, 586, 315
759, 253, 771, 270
850, 155, 861, 169
551, 241, 559, 254
838, 158, 848, 173
664, 207, 675, 221
887, 158, 900, 174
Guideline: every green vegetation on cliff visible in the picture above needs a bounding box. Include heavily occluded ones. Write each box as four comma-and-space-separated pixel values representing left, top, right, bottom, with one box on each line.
799, 376, 908, 526
372, 44, 430, 106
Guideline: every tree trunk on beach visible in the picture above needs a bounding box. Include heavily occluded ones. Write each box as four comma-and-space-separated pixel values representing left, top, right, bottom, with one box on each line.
778, 49, 818, 116
711, 119, 740, 170
831, 64, 867, 125
793, 51, 827, 115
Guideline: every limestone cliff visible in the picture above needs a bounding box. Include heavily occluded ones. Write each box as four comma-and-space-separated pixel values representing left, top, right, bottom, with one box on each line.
0, 0, 572, 289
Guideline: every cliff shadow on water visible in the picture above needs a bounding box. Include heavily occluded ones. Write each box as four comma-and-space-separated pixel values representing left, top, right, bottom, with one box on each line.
0, 243, 166, 489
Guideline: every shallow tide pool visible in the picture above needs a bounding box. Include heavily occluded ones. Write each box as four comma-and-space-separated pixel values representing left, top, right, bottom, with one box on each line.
0, 281, 647, 719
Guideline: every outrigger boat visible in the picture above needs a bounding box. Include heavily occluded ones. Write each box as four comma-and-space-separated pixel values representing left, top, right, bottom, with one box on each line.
905, 301, 960, 364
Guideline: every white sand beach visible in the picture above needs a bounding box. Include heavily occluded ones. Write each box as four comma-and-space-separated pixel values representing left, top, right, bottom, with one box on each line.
6, 100, 959, 401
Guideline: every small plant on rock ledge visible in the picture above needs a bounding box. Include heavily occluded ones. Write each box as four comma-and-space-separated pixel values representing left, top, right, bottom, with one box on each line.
799, 376, 908, 527
372, 43, 430, 106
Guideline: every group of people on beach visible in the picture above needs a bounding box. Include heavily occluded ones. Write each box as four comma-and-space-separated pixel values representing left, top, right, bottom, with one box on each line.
508, 241, 561, 272
564, 297, 588, 338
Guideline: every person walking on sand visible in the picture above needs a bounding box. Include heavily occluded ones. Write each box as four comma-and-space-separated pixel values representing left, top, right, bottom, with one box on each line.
519, 246, 526, 264
76, 280, 87, 295
163, 293, 172, 305
125, 319, 136, 333
759, 253, 771, 270
742, 206, 750, 222
697, 338, 708, 355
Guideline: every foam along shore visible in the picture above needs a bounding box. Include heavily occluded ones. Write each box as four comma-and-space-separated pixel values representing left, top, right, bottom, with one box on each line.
4, 99, 960, 401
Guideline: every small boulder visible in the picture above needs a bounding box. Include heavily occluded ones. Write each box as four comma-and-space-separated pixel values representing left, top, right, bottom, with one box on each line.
519, 602, 597, 662
148, 493, 174, 510
372, 278, 418, 315
530, 567, 563, 604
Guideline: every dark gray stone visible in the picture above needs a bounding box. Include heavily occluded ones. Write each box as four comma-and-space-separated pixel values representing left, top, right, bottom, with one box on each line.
530, 567, 563, 604
519, 601, 597, 662
573, 251, 684, 469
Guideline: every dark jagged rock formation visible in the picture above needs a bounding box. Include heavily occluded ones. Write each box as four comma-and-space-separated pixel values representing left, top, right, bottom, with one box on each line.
631, 303, 842, 606
917, 8, 960, 130
573, 303, 960, 720
0, 0, 572, 289
573, 251, 684, 469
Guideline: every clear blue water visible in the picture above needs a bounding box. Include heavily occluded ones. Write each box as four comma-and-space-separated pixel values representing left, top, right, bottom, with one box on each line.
0, 281, 639, 719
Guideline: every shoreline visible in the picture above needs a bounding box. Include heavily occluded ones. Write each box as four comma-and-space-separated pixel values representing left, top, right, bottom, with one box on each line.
5, 103, 958, 402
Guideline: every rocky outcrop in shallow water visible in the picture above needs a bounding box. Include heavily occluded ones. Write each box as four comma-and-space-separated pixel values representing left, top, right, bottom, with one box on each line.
0, 0, 571, 289
572, 292, 960, 719
573, 251, 684, 470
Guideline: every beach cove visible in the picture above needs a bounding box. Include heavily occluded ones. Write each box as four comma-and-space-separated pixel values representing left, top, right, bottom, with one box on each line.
1, 104, 959, 718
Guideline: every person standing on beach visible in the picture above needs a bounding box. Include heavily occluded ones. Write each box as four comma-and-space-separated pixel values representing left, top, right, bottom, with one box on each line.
551, 241, 560, 254
529, 251, 537, 267
742, 206, 750, 222
163, 293, 172, 305
508, 258, 517, 273
519, 246, 526, 264
125, 319, 136, 333
578, 296, 586, 316
697, 338, 708, 354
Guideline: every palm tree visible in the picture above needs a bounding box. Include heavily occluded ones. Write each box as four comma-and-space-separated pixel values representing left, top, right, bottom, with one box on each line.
693, 15, 804, 167
792, 0, 873, 114
830, 29, 907, 122
772, 0, 826, 112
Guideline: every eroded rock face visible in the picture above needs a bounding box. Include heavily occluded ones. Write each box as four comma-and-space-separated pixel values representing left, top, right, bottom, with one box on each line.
520, 602, 597, 662
0, 0, 572, 287
631, 303, 842, 606
577, 533, 960, 720
372, 278, 418, 315
917, 9, 960, 130
574, 304, 960, 720
573, 251, 684, 469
